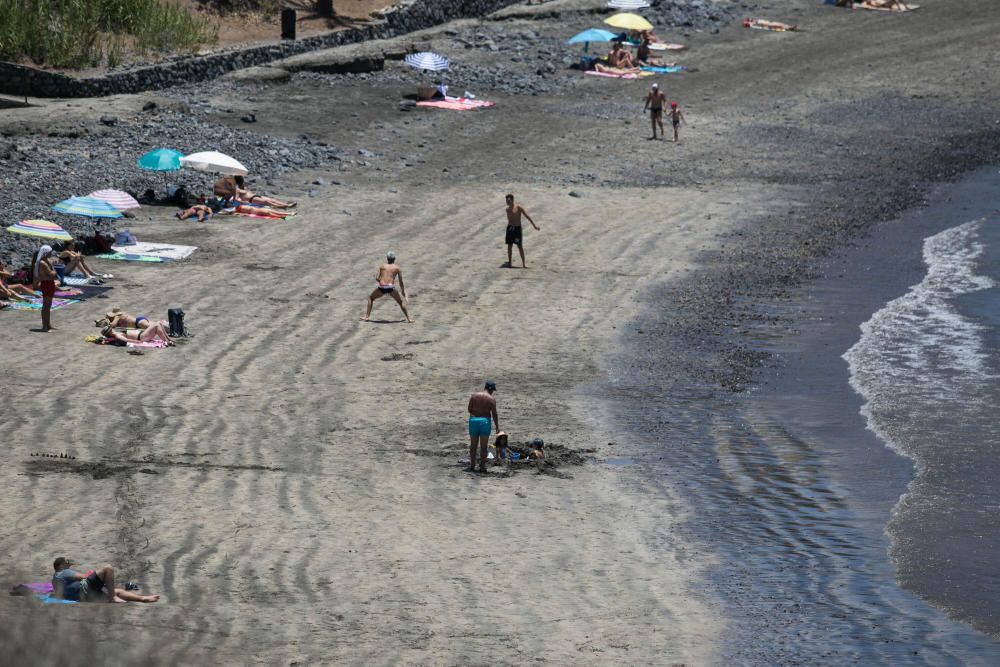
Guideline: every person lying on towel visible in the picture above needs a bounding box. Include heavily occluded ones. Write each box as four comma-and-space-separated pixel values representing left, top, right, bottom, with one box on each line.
213, 175, 296, 209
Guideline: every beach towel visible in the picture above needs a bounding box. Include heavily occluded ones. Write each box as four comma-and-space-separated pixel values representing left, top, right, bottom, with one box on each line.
585, 70, 650, 79
37, 286, 111, 300
640, 65, 686, 73
126, 339, 169, 349
6, 298, 80, 311
743, 18, 797, 31
416, 98, 496, 111
855, 1, 919, 10
94, 253, 168, 263
110, 242, 197, 261
650, 43, 686, 51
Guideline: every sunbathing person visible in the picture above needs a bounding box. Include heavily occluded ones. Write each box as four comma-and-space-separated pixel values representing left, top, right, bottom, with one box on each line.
52, 557, 159, 603
101, 320, 174, 345
0, 261, 35, 301
636, 35, 664, 66
594, 61, 641, 75
607, 42, 635, 69
218, 201, 296, 219
213, 176, 296, 209
176, 204, 213, 221
58, 240, 102, 279
96, 306, 160, 331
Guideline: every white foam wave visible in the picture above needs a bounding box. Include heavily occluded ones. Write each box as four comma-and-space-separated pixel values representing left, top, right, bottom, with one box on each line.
843, 219, 998, 460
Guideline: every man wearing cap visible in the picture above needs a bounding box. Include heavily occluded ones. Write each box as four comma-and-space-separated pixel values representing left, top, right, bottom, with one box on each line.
468, 381, 500, 473
643, 83, 667, 140
361, 251, 413, 323
52, 557, 159, 603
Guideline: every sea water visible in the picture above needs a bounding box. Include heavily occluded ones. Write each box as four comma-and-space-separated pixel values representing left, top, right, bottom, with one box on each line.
845, 209, 1000, 635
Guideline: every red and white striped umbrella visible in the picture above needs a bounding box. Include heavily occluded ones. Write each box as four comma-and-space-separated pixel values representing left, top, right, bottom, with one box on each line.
88, 189, 141, 211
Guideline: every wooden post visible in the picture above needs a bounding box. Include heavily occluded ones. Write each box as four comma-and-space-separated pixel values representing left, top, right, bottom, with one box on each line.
316, 0, 334, 17
281, 9, 296, 40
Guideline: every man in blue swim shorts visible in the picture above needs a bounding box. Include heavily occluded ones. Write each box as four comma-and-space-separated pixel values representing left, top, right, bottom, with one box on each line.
468, 380, 500, 473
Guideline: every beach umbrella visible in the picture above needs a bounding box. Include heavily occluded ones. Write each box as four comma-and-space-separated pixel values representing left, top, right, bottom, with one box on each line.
608, 0, 650, 8
52, 196, 123, 219
404, 52, 450, 72
180, 151, 248, 176
568, 28, 620, 54
604, 12, 654, 31
6, 219, 73, 242
137, 148, 183, 172
88, 189, 140, 211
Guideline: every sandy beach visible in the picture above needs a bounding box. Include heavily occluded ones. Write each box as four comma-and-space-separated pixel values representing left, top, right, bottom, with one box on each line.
2, 0, 1000, 664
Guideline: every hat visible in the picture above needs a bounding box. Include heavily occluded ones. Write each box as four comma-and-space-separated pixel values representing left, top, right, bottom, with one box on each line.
386, 250, 396, 261
670, 101, 678, 108
485, 380, 497, 390
53, 556, 73, 570
651, 83, 658, 90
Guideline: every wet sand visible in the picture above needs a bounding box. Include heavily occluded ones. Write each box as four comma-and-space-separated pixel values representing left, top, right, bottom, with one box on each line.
2, 0, 1000, 664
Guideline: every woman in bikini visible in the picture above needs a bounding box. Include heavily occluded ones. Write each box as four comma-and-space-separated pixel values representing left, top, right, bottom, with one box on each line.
176, 204, 214, 221
101, 320, 174, 345
96, 307, 160, 331
213, 176, 296, 209
0, 260, 36, 301
58, 240, 107, 280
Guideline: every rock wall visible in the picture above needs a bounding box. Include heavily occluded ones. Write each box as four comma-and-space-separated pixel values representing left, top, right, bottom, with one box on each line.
0, 0, 520, 98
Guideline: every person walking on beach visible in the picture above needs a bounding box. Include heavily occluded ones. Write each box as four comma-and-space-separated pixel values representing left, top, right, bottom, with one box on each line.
361, 251, 413, 323
644, 83, 666, 140
668, 101, 686, 143
468, 381, 500, 473
504, 194, 540, 268
31, 245, 58, 332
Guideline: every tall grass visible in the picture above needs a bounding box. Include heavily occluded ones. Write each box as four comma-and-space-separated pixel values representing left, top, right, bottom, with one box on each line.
0, 0, 218, 69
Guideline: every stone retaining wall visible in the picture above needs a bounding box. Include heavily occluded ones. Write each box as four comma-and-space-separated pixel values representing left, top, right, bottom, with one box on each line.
0, 0, 520, 98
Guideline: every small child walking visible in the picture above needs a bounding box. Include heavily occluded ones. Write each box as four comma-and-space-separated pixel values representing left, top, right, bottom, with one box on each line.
668, 102, 686, 143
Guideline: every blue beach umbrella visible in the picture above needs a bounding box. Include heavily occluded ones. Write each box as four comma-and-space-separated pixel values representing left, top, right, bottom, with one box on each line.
137, 148, 183, 172
52, 196, 124, 219
404, 52, 450, 72
567, 28, 619, 53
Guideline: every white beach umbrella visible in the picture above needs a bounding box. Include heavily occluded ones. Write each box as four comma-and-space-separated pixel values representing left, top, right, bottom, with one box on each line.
608, 0, 651, 9
179, 151, 248, 176
404, 52, 450, 72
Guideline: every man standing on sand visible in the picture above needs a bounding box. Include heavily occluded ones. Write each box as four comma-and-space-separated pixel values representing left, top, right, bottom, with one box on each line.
644, 83, 666, 140
504, 194, 540, 268
361, 251, 413, 323
468, 380, 500, 473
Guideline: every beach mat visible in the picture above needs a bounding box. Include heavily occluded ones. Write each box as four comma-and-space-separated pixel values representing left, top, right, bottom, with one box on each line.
94, 252, 168, 263
650, 43, 686, 51
39, 285, 112, 300
5, 297, 79, 311
416, 98, 495, 111
585, 70, 653, 79
855, 1, 919, 10
110, 242, 197, 261
641, 65, 686, 73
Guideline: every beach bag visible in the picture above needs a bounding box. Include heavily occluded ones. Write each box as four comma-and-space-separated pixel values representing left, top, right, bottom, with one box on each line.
168, 308, 186, 337
114, 229, 138, 246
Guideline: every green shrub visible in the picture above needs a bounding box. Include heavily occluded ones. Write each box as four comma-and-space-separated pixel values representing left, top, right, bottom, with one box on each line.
0, 0, 218, 68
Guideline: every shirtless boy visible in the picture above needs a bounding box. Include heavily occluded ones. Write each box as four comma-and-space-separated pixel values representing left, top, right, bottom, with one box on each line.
644, 83, 667, 139
668, 101, 686, 143
468, 381, 500, 473
504, 194, 540, 268
361, 251, 413, 323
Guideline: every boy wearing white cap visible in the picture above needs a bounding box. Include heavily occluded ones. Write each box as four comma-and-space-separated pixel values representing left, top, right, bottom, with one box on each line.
643, 83, 667, 140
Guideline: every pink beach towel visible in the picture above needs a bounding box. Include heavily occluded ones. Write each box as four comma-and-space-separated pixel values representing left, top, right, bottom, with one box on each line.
126, 339, 169, 349
416, 98, 495, 111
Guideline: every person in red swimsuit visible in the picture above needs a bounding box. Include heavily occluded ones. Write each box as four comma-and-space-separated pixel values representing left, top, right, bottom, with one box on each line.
32, 245, 58, 332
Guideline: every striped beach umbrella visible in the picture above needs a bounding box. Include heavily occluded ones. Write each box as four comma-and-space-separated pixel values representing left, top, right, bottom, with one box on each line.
137, 148, 183, 172
6, 219, 73, 241
607, 0, 650, 9
404, 52, 450, 72
52, 196, 124, 219
88, 189, 140, 211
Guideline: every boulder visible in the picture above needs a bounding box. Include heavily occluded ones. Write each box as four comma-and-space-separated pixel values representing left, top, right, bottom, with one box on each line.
221, 67, 292, 82
277, 50, 385, 75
